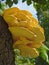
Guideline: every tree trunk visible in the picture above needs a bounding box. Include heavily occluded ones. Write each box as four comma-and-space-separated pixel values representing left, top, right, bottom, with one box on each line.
0, 16, 15, 65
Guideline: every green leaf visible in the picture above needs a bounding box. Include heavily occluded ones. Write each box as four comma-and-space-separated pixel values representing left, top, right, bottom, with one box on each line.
6, 0, 13, 7
39, 45, 49, 51
41, 51, 49, 63
14, 49, 20, 56
27, 0, 32, 5
22, 0, 26, 2
0, 9, 3, 15
0, 1, 1, 8
38, 45, 49, 63
1, 3, 8, 10
13, 0, 18, 4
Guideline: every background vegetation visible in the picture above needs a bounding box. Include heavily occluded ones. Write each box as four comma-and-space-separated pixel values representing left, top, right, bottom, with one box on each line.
0, 0, 49, 65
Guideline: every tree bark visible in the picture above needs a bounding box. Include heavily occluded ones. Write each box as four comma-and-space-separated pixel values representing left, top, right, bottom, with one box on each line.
0, 16, 15, 65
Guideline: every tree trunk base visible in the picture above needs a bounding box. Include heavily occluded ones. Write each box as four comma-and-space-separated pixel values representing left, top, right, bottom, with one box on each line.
0, 16, 15, 65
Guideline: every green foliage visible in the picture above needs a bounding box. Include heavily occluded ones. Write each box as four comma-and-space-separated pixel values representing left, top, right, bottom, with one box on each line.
13, 0, 18, 4
38, 45, 49, 63
22, 0, 26, 2
0, 3, 9, 15
0, 0, 49, 7
0, 9, 3, 15
33, 0, 49, 47
14, 49, 35, 65
0, 1, 1, 8
35, 56, 49, 65
26, 0, 32, 5
33, 0, 49, 5
6, 0, 13, 7
33, 0, 49, 65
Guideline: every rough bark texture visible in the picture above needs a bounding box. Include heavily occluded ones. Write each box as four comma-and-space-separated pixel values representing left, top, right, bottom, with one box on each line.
0, 16, 15, 65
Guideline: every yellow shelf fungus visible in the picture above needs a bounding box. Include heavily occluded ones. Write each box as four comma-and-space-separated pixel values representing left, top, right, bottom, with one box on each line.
3, 7, 45, 58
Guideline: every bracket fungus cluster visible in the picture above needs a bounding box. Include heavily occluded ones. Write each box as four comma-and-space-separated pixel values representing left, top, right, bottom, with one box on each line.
3, 7, 45, 58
